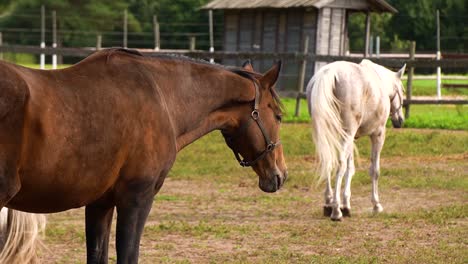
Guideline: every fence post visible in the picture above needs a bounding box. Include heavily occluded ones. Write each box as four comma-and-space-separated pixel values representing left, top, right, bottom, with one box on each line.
294, 36, 309, 117
52, 10, 57, 69
364, 11, 370, 58
376, 36, 380, 58
0, 32, 3, 60
189, 36, 196, 51
208, 10, 214, 63
405, 41, 416, 119
153, 15, 160, 51
436, 9, 441, 99
40, 5, 45, 70
123, 9, 128, 48
96, 34, 102, 50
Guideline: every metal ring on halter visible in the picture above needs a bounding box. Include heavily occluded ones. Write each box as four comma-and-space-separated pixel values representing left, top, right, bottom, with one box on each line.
266, 143, 275, 151
251, 110, 259, 120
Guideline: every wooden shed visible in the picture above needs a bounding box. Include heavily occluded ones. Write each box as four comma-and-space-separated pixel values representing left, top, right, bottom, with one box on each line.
202, 0, 397, 91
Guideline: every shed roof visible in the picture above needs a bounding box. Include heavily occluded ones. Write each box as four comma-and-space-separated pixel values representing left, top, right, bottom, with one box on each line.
202, 0, 397, 13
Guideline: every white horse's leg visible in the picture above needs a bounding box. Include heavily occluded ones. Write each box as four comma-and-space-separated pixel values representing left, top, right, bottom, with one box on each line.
342, 149, 355, 217
370, 130, 385, 213
330, 140, 353, 221
323, 176, 334, 216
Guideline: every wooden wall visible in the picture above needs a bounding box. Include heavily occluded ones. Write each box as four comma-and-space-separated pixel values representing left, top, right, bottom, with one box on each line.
223, 8, 318, 91
315, 7, 347, 71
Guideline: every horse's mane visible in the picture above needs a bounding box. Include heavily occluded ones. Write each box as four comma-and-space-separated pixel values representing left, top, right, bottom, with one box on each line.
231, 69, 284, 112
108, 48, 284, 112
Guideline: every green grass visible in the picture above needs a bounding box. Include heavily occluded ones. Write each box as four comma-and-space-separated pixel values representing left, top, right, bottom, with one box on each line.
172, 124, 468, 191
19, 63, 72, 70
405, 77, 468, 96
282, 98, 468, 130
404, 104, 467, 130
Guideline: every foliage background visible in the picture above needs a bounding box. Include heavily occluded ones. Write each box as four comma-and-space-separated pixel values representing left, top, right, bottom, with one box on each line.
0, 0, 466, 53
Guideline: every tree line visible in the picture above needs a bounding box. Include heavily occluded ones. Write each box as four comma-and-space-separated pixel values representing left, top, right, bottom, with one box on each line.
0, 0, 466, 54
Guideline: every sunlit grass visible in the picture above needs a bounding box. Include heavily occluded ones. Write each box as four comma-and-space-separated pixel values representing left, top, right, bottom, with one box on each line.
171, 124, 468, 191
405, 77, 468, 96
282, 98, 467, 130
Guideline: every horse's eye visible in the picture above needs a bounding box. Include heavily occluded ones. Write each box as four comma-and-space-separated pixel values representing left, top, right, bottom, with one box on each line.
275, 114, 282, 123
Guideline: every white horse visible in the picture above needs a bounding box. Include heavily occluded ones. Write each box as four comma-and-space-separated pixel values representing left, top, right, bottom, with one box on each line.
306, 59, 405, 221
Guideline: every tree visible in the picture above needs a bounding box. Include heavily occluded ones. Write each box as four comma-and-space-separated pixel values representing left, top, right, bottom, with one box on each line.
348, 0, 467, 53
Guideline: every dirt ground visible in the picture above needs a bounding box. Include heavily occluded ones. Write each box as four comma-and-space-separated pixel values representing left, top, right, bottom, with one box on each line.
39, 152, 467, 263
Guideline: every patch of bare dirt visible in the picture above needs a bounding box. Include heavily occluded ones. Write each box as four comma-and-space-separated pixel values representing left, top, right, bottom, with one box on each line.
39, 175, 467, 263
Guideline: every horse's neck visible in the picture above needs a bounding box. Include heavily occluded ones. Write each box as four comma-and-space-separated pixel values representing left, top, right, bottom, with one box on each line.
153, 63, 253, 151
361, 60, 395, 98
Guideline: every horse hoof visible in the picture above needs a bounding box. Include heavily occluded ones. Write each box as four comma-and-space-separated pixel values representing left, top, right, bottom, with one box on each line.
341, 207, 351, 217
330, 216, 342, 221
323, 206, 333, 217
373, 204, 384, 214
330, 208, 342, 221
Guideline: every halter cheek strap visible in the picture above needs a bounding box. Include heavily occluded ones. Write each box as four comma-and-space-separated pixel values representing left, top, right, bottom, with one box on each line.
224, 81, 281, 167
389, 90, 403, 116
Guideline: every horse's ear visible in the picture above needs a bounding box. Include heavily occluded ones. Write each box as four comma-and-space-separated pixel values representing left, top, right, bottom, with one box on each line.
396, 64, 406, 79
260, 61, 282, 88
242, 60, 254, 72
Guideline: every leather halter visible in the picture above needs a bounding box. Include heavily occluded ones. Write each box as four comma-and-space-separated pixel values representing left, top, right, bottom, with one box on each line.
390, 89, 403, 116
223, 81, 281, 167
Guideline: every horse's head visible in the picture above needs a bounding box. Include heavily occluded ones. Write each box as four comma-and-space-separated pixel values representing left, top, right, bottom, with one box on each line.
390, 64, 406, 128
222, 61, 287, 193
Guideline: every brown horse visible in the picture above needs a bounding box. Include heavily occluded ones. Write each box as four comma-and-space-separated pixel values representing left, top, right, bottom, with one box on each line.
0, 49, 287, 263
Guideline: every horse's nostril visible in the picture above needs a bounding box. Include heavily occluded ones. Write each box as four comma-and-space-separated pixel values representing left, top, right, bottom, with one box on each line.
276, 175, 282, 189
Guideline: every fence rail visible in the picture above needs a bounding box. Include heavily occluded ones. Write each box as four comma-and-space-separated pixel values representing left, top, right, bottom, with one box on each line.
0, 44, 467, 116
1, 45, 468, 69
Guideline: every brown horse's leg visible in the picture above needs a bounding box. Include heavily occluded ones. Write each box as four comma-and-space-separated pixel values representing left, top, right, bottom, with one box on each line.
85, 201, 115, 264
115, 181, 155, 264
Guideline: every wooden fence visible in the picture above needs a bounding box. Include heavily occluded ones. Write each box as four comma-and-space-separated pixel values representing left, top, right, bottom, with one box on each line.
0, 44, 467, 117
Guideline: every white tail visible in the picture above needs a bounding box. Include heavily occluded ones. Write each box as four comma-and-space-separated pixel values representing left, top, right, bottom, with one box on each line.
306, 66, 347, 183
0, 208, 46, 264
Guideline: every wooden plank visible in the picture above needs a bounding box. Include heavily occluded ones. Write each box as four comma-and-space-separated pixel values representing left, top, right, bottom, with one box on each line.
315, 7, 331, 71
329, 8, 343, 55
283, 9, 303, 90
1, 45, 468, 69
239, 11, 254, 51
404, 99, 468, 105
253, 11, 263, 51
364, 11, 370, 57
405, 41, 416, 119
224, 11, 239, 65
224, 12, 239, 52
442, 83, 468, 89
302, 9, 317, 85
340, 9, 347, 55
277, 12, 286, 52
295, 93, 467, 105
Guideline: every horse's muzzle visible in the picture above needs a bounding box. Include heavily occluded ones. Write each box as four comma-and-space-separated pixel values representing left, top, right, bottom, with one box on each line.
259, 171, 287, 193
391, 117, 404, 128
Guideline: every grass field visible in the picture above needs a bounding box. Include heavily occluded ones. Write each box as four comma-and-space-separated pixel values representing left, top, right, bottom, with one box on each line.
282, 98, 468, 130
405, 77, 468, 96
41, 124, 467, 263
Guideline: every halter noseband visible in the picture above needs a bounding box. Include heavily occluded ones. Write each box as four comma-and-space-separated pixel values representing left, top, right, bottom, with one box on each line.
390, 89, 403, 116
223, 81, 281, 167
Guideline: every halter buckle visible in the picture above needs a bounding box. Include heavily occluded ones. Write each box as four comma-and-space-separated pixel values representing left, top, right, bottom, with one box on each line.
251, 110, 259, 120
266, 143, 275, 152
